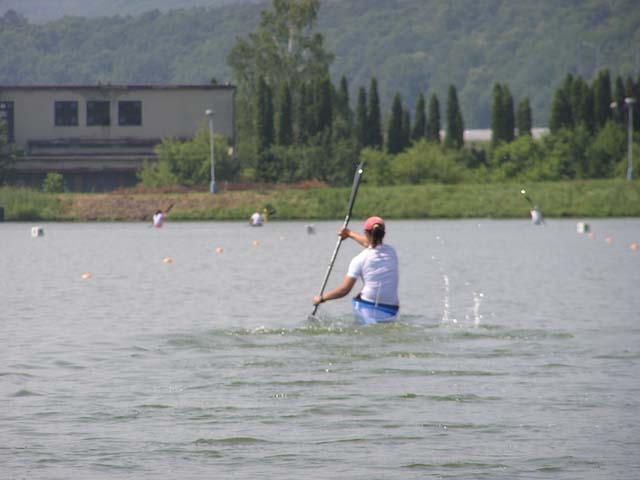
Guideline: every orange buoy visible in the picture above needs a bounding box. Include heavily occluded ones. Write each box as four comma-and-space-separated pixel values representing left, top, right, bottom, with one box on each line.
631, 243, 639, 251
82, 273, 92, 280
587, 232, 595, 239
252, 240, 260, 247
163, 257, 173, 264
605, 237, 613, 245
215, 247, 224, 253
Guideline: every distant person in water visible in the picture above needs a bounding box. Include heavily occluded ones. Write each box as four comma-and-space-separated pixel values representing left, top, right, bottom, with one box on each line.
530, 205, 544, 225
152, 210, 166, 228
250, 209, 263, 227
152, 204, 173, 228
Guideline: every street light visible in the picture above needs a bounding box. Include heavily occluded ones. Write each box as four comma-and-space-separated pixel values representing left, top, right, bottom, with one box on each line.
205, 109, 216, 193
611, 98, 636, 181
624, 98, 635, 182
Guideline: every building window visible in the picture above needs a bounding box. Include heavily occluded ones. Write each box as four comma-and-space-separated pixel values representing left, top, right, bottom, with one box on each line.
118, 101, 142, 126
54, 101, 78, 126
0, 101, 14, 142
87, 101, 110, 126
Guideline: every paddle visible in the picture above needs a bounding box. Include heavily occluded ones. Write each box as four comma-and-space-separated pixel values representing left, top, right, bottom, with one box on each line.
310, 161, 364, 318
521, 189, 545, 224
520, 189, 533, 206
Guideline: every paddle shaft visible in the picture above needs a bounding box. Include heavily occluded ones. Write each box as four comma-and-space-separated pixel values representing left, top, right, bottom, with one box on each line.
311, 162, 364, 316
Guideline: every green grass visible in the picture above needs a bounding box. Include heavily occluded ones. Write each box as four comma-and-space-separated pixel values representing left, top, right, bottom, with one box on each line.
0, 180, 638, 221
0, 187, 65, 221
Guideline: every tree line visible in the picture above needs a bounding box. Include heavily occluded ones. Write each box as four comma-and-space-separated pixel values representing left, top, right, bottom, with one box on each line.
1, 0, 638, 189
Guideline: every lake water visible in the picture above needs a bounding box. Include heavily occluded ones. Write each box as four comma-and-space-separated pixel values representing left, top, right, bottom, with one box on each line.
1, 219, 639, 479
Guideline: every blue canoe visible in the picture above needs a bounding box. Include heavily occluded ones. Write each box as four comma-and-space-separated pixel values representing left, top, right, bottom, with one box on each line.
352, 297, 399, 325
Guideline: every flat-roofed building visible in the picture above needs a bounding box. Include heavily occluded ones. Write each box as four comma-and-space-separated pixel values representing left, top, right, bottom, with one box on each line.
0, 84, 235, 191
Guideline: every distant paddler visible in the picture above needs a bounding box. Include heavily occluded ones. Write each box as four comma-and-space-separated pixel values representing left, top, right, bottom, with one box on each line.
249, 208, 263, 227
312, 216, 399, 325
521, 189, 545, 225
152, 203, 174, 228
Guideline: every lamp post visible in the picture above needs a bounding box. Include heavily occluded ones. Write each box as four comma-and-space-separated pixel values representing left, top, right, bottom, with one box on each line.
205, 109, 216, 193
611, 98, 635, 181
624, 98, 635, 182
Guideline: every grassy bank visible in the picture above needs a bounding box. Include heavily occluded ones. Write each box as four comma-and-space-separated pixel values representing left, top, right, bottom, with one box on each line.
1, 179, 639, 222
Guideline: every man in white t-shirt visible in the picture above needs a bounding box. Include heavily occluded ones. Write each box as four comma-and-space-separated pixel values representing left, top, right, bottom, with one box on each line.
250, 209, 263, 226
312, 216, 399, 314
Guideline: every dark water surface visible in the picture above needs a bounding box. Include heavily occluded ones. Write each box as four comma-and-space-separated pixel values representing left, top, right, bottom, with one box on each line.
2, 219, 639, 479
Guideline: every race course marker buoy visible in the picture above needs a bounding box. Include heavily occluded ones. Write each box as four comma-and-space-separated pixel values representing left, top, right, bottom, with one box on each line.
252, 240, 260, 247
631, 243, 638, 251
605, 237, 614, 245
215, 247, 224, 253
82, 273, 92, 280
163, 257, 173, 264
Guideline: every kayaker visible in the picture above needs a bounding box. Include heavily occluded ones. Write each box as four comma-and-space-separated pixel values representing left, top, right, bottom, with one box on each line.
152, 209, 166, 228
152, 203, 173, 228
250, 209, 263, 227
530, 205, 544, 225
313, 216, 399, 323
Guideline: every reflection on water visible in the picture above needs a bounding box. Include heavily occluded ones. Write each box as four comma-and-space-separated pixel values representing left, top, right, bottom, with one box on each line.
1, 219, 639, 479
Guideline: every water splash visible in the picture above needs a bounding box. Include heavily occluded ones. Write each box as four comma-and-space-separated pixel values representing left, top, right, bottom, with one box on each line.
442, 274, 456, 324
472, 291, 484, 327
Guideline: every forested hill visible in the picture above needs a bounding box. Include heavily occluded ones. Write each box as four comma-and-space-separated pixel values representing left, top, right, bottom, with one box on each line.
0, 0, 262, 23
1, 0, 638, 128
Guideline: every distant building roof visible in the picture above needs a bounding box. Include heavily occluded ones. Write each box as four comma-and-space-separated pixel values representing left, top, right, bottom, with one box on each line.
460, 128, 549, 142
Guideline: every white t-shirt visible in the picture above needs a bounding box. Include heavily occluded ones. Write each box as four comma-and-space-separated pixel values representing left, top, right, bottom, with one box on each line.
347, 243, 399, 306
250, 212, 263, 226
153, 212, 164, 228
530, 208, 542, 225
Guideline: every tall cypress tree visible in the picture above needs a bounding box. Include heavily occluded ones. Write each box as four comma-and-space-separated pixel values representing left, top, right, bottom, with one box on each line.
426, 93, 441, 143
491, 83, 505, 145
411, 93, 426, 142
502, 85, 515, 143
549, 86, 572, 133
368, 77, 383, 149
387, 93, 404, 154
316, 76, 333, 134
516, 98, 532, 137
276, 80, 293, 146
445, 85, 464, 149
571, 76, 589, 129
355, 86, 368, 148
593, 69, 612, 130
401, 109, 411, 151
256, 76, 274, 154
335, 76, 352, 125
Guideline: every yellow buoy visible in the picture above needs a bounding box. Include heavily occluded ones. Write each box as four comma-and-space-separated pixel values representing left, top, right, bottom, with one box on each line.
163, 257, 173, 263
82, 273, 92, 280
631, 243, 639, 251
215, 247, 224, 253
605, 237, 613, 245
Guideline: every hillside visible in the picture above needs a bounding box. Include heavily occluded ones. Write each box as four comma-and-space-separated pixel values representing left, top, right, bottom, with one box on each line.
0, 0, 638, 127
0, 0, 262, 23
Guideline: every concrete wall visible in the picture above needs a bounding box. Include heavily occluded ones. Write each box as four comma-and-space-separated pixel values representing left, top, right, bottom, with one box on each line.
0, 84, 235, 149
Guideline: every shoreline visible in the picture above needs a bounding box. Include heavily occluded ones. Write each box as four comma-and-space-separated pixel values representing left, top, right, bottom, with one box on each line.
1, 179, 639, 222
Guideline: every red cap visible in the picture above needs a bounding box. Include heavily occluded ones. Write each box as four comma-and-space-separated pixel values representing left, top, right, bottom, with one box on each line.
364, 216, 385, 231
